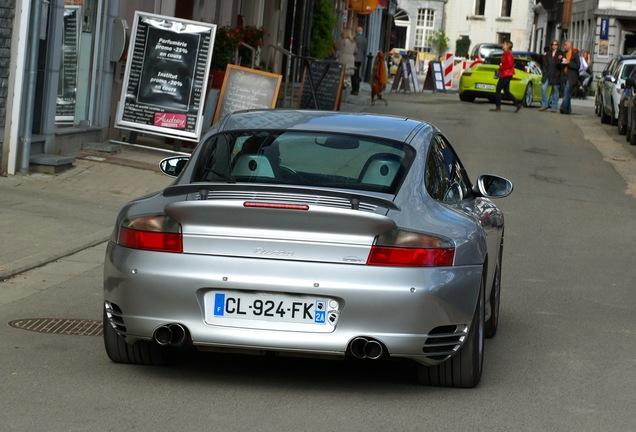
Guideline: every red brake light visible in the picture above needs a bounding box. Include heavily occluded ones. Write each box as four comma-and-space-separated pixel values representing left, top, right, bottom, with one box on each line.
117, 216, 182, 253
367, 246, 455, 267
366, 229, 455, 267
244, 201, 309, 210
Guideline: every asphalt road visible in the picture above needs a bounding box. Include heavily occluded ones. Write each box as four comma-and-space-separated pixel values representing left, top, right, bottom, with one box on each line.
1, 93, 635, 431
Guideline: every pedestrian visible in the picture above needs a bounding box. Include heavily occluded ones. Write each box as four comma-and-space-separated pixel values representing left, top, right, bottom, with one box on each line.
370, 51, 388, 105
338, 28, 357, 82
578, 50, 592, 97
490, 40, 522, 113
559, 40, 580, 115
351, 26, 367, 96
538, 39, 563, 112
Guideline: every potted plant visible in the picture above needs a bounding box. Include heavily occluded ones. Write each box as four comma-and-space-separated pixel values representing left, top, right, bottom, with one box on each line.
210, 25, 266, 88
210, 26, 241, 88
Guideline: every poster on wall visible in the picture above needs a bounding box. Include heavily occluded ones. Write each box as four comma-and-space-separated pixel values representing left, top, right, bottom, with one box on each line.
56, 6, 81, 123
598, 17, 610, 58
115, 12, 216, 141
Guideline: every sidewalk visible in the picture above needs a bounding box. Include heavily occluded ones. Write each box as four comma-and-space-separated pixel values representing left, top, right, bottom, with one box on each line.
0, 146, 174, 280
0, 81, 593, 281
0, 81, 371, 280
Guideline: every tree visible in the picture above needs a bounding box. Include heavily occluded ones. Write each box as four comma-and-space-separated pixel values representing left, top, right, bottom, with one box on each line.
310, 0, 337, 59
428, 29, 450, 57
456, 36, 471, 58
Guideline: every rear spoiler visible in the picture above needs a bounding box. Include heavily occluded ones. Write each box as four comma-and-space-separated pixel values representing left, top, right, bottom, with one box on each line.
163, 184, 400, 211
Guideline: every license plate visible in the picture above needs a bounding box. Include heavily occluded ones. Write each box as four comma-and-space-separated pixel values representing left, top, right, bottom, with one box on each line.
205, 291, 340, 331
475, 83, 495, 90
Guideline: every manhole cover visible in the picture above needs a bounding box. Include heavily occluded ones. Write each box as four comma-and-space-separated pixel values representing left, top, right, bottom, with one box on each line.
9, 318, 103, 336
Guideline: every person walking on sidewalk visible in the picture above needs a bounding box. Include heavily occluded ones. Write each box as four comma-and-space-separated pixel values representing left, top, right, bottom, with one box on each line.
559, 40, 580, 115
538, 39, 563, 112
490, 40, 522, 113
351, 26, 367, 96
338, 28, 357, 83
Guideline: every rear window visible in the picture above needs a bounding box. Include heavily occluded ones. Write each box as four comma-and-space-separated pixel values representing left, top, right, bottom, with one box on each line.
192, 131, 414, 194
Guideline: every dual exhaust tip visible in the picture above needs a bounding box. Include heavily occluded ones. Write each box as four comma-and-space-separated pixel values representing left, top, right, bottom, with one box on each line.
349, 336, 385, 360
154, 327, 385, 359
154, 323, 189, 347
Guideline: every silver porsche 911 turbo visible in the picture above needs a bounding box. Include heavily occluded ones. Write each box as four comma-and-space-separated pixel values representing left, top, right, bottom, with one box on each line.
103, 109, 513, 388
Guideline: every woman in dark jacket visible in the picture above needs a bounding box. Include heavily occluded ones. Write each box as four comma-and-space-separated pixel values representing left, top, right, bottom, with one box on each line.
490, 40, 522, 113
539, 40, 563, 112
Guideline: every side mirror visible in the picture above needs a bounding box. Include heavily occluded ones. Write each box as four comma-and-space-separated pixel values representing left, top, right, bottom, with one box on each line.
626, 77, 636, 89
160, 156, 190, 177
473, 174, 513, 198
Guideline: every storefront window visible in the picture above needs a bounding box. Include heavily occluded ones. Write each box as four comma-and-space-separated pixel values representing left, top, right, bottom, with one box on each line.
56, 0, 98, 127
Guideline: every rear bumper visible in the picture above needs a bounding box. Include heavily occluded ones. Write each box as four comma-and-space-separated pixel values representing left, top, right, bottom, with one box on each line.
104, 242, 483, 365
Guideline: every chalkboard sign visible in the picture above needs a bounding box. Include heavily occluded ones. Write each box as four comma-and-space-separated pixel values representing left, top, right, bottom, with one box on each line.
299, 60, 344, 110
213, 65, 283, 124
56, 6, 80, 123
115, 12, 215, 141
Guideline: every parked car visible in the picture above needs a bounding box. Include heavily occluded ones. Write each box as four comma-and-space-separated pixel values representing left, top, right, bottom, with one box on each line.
617, 67, 636, 135
595, 54, 636, 121
598, 57, 636, 125
623, 75, 636, 145
469, 43, 503, 62
459, 54, 543, 106
103, 109, 513, 388
467, 43, 504, 68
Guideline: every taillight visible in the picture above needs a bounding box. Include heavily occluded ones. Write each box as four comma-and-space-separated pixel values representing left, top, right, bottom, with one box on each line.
462, 71, 472, 77
244, 201, 309, 210
367, 229, 455, 267
117, 215, 182, 253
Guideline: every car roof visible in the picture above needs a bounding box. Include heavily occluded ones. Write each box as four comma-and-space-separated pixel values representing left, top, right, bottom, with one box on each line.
215, 109, 432, 143
488, 50, 540, 59
608, 55, 636, 73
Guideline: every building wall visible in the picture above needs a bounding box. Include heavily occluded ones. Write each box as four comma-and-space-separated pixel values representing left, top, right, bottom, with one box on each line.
0, 0, 15, 144
394, 1, 445, 52
445, 0, 534, 55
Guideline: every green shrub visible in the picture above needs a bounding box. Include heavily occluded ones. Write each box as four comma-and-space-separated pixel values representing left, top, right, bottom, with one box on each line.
310, 0, 336, 59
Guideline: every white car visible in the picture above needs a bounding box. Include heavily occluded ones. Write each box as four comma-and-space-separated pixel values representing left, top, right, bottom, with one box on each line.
600, 58, 636, 125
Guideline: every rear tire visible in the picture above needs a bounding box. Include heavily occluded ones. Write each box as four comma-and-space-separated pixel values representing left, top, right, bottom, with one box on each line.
601, 106, 611, 124
631, 126, 636, 146
459, 93, 475, 102
103, 309, 175, 365
416, 278, 485, 388
618, 107, 627, 135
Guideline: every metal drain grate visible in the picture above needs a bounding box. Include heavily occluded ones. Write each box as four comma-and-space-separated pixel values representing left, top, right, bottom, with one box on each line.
9, 318, 103, 336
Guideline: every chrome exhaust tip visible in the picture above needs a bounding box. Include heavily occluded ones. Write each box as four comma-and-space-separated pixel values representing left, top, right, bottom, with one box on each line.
349, 337, 385, 360
153, 323, 189, 346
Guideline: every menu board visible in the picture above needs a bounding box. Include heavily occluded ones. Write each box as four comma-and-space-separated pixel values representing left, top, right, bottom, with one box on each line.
115, 12, 216, 141
213, 65, 282, 123
56, 6, 81, 123
299, 60, 344, 110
